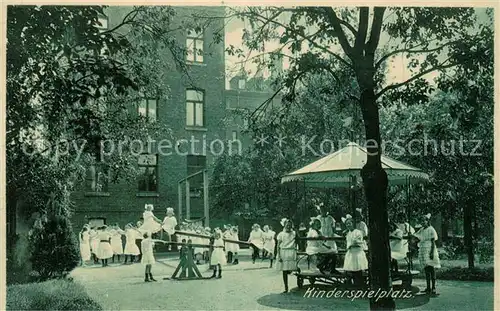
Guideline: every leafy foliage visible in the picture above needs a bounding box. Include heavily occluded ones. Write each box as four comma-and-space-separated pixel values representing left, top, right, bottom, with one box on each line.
28, 214, 80, 281
434, 267, 493, 282
477, 238, 494, 264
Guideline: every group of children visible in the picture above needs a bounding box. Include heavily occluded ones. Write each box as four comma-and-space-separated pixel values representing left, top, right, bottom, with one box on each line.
79, 222, 153, 267
272, 203, 441, 295
78, 202, 441, 294
247, 224, 277, 266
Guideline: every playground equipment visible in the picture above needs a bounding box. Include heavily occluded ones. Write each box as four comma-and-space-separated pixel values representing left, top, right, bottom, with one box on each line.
164, 230, 252, 281
178, 169, 210, 227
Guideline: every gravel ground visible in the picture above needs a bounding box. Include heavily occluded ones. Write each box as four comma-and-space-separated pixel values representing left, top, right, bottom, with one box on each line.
71, 252, 494, 311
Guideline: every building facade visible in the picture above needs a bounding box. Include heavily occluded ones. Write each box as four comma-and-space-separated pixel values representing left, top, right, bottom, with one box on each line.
71, 6, 227, 230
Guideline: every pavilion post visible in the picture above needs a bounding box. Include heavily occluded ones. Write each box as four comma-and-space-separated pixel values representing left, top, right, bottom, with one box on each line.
178, 182, 183, 220
351, 175, 357, 217
203, 169, 209, 228
303, 179, 307, 218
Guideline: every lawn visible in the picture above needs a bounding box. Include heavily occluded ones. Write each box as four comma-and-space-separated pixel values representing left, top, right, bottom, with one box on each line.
7, 278, 102, 310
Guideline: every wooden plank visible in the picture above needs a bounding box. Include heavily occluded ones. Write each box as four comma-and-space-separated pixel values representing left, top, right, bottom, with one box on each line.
174, 231, 253, 246
178, 183, 183, 220
296, 236, 345, 241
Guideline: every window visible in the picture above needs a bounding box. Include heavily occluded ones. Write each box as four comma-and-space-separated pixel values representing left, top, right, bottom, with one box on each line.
232, 130, 238, 140
187, 155, 206, 197
186, 90, 204, 127
88, 218, 106, 228
186, 29, 204, 63
86, 164, 109, 192
96, 14, 109, 31
138, 154, 158, 192
238, 79, 246, 90
138, 98, 157, 122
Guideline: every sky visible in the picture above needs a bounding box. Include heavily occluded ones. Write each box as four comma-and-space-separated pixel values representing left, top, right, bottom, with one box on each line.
223, 12, 431, 89
223, 7, 490, 89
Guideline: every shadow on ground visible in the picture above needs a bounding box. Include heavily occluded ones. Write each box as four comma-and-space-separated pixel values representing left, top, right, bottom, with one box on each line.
257, 285, 430, 310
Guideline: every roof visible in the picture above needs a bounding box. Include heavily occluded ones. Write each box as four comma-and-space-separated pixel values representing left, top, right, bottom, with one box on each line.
281, 142, 429, 188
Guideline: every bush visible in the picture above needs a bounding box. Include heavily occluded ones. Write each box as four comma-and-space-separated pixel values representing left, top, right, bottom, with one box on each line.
28, 215, 80, 281
477, 239, 494, 264
441, 237, 466, 260
437, 266, 494, 282
7, 279, 102, 310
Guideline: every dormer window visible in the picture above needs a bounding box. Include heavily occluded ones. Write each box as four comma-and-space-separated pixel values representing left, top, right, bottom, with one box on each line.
238, 79, 246, 90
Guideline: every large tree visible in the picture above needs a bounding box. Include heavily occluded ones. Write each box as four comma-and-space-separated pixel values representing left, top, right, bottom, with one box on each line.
230, 6, 493, 310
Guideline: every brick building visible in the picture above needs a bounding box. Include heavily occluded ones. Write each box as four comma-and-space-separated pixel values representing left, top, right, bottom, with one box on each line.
71, 6, 228, 230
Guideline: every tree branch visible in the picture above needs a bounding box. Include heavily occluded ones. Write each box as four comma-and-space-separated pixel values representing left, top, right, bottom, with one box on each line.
355, 7, 369, 53
241, 10, 353, 68
101, 7, 142, 35
376, 61, 458, 99
375, 40, 457, 71
321, 7, 354, 58
365, 7, 386, 56
338, 18, 358, 37
249, 86, 284, 120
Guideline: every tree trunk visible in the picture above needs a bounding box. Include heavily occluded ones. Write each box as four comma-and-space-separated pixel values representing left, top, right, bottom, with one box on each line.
359, 85, 395, 310
441, 216, 449, 243
463, 200, 475, 269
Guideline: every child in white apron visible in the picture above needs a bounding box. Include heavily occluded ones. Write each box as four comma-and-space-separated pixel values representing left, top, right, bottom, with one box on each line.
248, 224, 264, 264
124, 223, 140, 264
210, 229, 226, 278
97, 226, 113, 267
343, 215, 368, 287
141, 232, 167, 282
140, 204, 162, 234
162, 207, 177, 251
413, 213, 440, 295
79, 225, 91, 266
276, 218, 297, 293
223, 225, 233, 264
110, 224, 125, 263
389, 221, 406, 272
89, 227, 100, 264
263, 225, 276, 267
229, 226, 240, 264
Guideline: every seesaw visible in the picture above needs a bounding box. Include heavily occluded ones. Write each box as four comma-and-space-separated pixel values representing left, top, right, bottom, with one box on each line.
162, 231, 252, 281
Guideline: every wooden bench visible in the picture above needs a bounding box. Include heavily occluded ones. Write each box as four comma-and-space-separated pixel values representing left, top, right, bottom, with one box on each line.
296, 250, 349, 270
295, 268, 368, 288
295, 268, 419, 289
